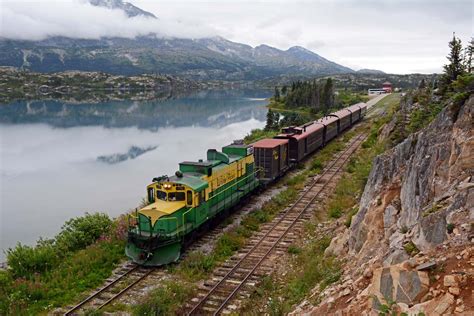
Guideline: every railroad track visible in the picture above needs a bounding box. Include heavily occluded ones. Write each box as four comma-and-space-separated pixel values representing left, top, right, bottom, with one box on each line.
64, 263, 155, 315
186, 133, 367, 315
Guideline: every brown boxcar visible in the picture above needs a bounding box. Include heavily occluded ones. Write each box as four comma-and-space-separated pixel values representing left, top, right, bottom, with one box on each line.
331, 109, 352, 132
347, 103, 364, 124
253, 138, 289, 182
275, 122, 324, 162
317, 115, 339, 143
275, 127, 305, 163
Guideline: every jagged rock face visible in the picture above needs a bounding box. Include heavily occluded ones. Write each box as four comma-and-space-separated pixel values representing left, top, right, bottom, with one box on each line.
349, 96, 474, 262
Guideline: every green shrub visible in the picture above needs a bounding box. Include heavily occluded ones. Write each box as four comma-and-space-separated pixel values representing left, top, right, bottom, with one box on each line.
344, 207, 359, 228
214, 232, 244, 260
446, 223, 455, 234
6, 240, 58, 279
404, 241, 419, 256
241, 209, 269, 232
55, 212, 113, 252
286, 174, 306, 186
177, 251, 215, 281
244, 128, 278, 144
287, 245, 302, 255
2, 213, 125, 315
310, 159, 323, 172
328, 206, 343, 218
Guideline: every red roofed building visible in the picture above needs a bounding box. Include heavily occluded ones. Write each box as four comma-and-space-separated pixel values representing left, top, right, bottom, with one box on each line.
382, 81, 392, 93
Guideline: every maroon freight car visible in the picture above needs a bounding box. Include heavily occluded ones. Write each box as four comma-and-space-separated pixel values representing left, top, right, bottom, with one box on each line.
331, 109, 352, 132
253, 138, 289, 182
347, 103, 364, 124
359, 103, 368, 116
317, 115, 339, 143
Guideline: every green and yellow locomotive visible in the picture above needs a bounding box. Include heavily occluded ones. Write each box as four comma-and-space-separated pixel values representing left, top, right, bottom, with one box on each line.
126, 142, 259, 266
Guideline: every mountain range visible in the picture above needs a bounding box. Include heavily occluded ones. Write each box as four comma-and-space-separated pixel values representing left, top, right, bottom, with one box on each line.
0, 0, 356, 80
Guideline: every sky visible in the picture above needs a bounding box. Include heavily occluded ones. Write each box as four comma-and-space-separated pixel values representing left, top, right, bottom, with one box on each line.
1, 0, 472, 74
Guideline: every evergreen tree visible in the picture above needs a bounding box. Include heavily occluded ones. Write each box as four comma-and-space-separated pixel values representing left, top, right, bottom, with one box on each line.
274, 87, 280, 102
265, 109, 275, 131
281, 85, 288, 95
418, 78, 426, 89
465, 37, 473, 73
273, 111, 280, 128
322, 78, 334, 114
442, 34, 465, 85
265, 110, 280, 131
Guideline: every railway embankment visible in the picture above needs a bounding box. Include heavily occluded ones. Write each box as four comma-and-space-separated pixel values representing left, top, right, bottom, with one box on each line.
291, 87, 473, 314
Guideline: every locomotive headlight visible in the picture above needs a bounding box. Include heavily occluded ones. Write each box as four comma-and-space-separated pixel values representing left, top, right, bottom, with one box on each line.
163, 183, 172, 190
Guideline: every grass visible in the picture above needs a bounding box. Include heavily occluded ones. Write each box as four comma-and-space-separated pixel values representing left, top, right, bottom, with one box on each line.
241, 236, 341, 315
132, 280, 194, 316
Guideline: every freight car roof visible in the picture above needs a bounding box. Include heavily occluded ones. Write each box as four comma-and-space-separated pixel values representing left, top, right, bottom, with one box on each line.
330, 109, 351, 119
317, 115, 339, 125
253, 138, 288, 148
347, 103, 365, 112
293, 122, 324, 140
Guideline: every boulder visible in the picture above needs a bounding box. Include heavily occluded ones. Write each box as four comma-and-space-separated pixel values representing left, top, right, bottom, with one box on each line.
369, 262, 429, 308
443, 275, 458, 287
416, 260, 437, 271
325, 229, 349, 256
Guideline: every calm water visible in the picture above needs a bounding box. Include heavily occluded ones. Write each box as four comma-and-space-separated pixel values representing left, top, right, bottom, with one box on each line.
0, 89, 270, 259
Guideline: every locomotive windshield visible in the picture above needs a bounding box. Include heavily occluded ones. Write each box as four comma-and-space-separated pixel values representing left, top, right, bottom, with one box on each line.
157, 190, 167, 201
169, 192, 185, 201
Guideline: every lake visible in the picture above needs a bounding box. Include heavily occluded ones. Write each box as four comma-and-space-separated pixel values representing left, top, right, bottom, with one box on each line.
0, 89, 270, 259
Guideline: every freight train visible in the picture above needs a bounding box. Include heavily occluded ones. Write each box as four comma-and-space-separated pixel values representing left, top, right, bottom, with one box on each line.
126, 102, 367, 266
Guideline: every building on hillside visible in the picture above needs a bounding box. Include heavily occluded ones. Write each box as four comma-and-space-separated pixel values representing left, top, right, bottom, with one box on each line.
368, 88, 386, 95
382, 81, 393, 93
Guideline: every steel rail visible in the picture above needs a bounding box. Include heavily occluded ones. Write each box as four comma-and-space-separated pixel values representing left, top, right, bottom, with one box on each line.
96, 268, 155, 310
64, 264, 139, 315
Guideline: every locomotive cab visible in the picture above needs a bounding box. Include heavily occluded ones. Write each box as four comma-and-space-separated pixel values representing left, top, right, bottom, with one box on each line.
126, 178, 198, 265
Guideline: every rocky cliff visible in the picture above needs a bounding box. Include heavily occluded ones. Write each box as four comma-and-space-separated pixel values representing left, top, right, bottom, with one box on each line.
294, 95, 473, 315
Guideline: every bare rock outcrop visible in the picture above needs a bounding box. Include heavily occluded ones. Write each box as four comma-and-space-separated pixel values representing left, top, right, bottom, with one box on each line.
349, 96, 473, 263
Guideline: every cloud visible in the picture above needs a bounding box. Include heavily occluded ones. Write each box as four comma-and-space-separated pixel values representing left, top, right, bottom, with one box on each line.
0, 0, 216, 41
